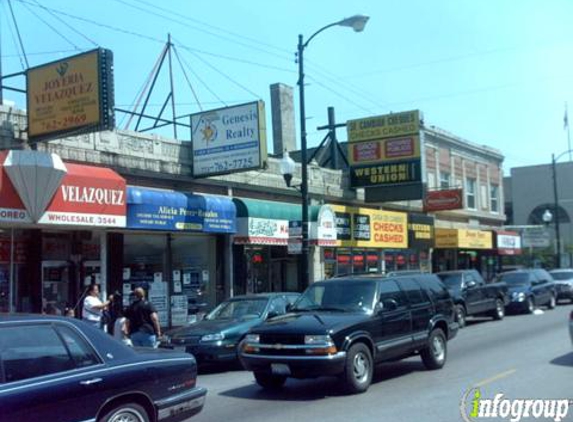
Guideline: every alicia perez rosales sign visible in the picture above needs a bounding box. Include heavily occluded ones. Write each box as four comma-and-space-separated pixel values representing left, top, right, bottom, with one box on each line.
26, 48, 115, 142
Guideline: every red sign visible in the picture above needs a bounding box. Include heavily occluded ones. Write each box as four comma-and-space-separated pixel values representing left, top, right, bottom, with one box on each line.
423, 189, 464, 212
38, 163, 126, 227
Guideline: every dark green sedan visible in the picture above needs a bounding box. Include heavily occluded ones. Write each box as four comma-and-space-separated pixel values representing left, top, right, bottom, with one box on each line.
162, 293, 299, 365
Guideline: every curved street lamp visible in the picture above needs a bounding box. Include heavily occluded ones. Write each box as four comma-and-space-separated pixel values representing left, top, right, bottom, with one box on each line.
293, 15, 369, 289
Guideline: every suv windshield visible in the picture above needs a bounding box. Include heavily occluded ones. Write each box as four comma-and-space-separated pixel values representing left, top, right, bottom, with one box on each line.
498, 272, 530, 286
550, 271, 573, 281
436, 273, 462, 288
205, 298, 267, 320
293, 281, 376, 313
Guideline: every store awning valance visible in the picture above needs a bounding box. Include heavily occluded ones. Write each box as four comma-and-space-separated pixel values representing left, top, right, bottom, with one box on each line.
127, 187, 236, 233
232, 198, 320, 245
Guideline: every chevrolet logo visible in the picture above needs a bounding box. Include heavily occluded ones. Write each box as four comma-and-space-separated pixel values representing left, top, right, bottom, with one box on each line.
272, 344, 283, 350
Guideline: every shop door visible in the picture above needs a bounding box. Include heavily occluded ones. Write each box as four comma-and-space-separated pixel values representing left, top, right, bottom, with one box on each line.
41, 261, 71, 315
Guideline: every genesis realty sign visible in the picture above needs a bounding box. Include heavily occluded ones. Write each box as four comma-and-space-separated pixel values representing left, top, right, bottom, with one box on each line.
26, 48, 115, 142
191, 101, 268, 177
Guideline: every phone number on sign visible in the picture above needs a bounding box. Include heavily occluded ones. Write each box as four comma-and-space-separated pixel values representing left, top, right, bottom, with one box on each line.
207, 157, 256, 173
40, 114, 87, 131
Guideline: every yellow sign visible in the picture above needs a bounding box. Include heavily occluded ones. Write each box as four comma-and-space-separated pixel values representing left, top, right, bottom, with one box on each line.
347, 110, 420, 143
27, 50, 101, 138
435, 228, 492, 249
331, 204, 407, 248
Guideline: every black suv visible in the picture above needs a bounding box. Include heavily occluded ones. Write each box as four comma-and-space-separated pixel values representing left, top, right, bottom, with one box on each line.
239, 274, 458, 394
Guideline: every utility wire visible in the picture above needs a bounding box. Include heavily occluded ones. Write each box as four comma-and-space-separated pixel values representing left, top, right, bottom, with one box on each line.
129, 0, 291, 55
307, 75, 374, 115
111, 0, 292, 64
20, 1, 80, 50
31, 0, 98, 47
172, 46, 203, 112
7, 0, 29, 68
3, 1, 26, 71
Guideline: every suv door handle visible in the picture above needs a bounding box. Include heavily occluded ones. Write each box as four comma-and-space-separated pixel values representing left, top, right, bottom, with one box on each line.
80, 378, 102, 386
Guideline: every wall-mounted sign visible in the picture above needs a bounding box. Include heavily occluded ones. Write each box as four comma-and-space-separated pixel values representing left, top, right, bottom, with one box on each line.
346, 110, 423, 200
408, 213, 434, 249
495, 231, 522, 255
191, 101, 268, 177
424, 189, 464, 212
27, 48, 115, 142
311, 205, 337, 246
434, 228, 492, 249
331, 205, 408, 249
520, 227, 550, 248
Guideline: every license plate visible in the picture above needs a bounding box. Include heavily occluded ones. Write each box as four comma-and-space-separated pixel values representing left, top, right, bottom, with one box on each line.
271, 363, 290, 375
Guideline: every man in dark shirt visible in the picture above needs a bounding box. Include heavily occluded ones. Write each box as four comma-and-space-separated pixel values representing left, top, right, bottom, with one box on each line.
125, 287, 161, 347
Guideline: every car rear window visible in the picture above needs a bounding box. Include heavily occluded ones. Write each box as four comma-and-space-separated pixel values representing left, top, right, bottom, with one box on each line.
550, 271, 573, 281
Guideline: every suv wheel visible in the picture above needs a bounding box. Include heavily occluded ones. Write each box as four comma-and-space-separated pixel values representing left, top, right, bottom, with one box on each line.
455, 305, 466, 328
99, 403, 149, 422
492, 299, 505, 320
547, 294, 556, 310
420, 328, 447, 370
341, 343, 373, 394
253, 371, 287, 389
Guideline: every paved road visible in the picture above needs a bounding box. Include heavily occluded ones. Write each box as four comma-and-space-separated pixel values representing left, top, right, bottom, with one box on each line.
193, 304, 573, 422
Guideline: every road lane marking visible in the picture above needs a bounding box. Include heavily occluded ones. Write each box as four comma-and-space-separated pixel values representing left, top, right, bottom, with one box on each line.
473, 369, 517, 387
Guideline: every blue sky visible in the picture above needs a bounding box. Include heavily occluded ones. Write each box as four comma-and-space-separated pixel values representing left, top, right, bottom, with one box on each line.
2, 0, 573, 173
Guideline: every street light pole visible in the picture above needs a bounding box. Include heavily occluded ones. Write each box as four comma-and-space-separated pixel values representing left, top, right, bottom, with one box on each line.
296, 15, 369, 290
551, 153, 562, 267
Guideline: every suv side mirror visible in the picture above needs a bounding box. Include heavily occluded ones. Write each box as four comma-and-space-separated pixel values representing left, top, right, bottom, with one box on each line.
380, 298, 398, 312
286, 303, 293, 312
465, 280, 477, 289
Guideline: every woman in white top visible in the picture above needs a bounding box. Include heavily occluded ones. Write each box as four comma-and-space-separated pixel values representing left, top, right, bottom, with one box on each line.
82, 284, 113, 329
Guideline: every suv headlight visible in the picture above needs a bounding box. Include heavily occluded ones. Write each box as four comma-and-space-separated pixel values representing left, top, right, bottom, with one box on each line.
201, 333, 224, 342
512, 292, 526, 301
304, 335, 333, 345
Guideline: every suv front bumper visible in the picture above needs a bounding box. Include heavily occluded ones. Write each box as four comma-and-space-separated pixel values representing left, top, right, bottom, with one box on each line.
240, 351, 347, 378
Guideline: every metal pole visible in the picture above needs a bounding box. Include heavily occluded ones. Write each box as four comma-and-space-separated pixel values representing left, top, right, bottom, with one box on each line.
167, 34, 178, 140
9, 228, 14, 312
552, 154, 562, 267
328, 107, 339, 169
298, 34, 310, 290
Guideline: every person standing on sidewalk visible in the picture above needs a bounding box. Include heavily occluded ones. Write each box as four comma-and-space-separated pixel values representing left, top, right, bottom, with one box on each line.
82, 284, 113, 329
125, 287, 161, 347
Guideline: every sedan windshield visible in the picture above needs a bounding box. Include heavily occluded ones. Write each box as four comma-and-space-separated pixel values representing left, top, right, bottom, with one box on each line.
499, 273, 530, 286
205, 298, 267, 321
436, 274, 462, 288
293, 281, 376, 313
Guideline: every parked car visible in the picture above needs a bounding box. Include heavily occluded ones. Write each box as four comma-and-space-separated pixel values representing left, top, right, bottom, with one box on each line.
161, 293, 299, 365
497, 269, 557, 313
239, 274, 458, 394
435, 269, 508, 328
549, 269, 573, 303
0, 314, 207, 422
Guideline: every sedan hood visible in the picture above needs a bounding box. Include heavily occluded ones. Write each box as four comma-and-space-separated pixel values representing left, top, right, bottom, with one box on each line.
167, 318, 260, 337
250, 311, 371, 335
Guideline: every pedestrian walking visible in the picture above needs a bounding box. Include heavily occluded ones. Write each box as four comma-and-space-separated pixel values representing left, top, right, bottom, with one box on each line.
82, 284, 113, 329
125, 287, 161, 347
113, 307, 132, 346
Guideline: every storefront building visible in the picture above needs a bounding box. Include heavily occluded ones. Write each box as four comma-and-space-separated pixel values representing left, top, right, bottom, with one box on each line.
121, 186, 236, 327
433, 228, 494, 276
326, 205, 408, 277
0, 150, 126, 314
